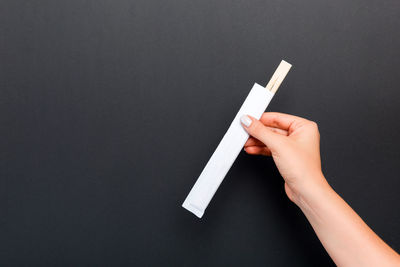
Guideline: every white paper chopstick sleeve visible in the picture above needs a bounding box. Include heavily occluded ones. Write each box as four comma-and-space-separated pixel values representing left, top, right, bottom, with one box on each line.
182, 83, 274, 218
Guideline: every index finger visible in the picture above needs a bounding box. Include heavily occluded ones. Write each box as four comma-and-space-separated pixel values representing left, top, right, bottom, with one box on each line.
259, 112, 308, 131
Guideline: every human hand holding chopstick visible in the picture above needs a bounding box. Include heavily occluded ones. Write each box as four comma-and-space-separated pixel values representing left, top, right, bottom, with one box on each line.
241, 112, 400, 266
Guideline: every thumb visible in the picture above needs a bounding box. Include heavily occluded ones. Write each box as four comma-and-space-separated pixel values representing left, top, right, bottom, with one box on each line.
240, 115, 283, 150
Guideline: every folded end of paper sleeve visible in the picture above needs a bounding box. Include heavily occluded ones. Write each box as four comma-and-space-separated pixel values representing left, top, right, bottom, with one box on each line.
182, 201, 204, 218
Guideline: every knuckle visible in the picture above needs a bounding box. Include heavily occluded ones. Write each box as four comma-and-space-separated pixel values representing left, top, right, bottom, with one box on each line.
309, 121, 320, 136
305, 120, 318, 129
308, 120, 318, 129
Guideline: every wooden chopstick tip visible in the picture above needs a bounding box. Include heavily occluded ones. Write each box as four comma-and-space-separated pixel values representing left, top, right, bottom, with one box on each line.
265, 60, 292, 93
280, 60, 292, 69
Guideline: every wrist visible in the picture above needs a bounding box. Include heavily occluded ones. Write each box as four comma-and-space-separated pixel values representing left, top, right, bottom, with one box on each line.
290, 173, 334, 212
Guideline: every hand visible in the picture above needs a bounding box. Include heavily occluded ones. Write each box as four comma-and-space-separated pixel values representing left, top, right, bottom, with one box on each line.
240, 112, 328, 203
241, 112, 400, 265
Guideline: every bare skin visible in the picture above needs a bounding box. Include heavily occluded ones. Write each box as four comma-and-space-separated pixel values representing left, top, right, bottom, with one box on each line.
240, 112, 400, 267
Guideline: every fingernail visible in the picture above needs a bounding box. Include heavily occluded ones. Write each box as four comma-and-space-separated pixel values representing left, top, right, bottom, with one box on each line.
240, 115, 252, 127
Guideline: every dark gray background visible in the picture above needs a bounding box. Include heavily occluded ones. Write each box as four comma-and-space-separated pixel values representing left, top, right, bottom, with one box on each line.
1, 0, 399, 266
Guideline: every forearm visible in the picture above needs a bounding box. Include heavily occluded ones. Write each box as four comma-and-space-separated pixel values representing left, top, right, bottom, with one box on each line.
294, 175, 400, 267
